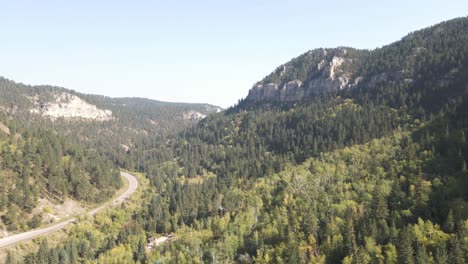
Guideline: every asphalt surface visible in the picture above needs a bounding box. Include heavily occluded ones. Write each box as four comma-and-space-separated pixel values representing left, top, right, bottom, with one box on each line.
0, 171, 138, 249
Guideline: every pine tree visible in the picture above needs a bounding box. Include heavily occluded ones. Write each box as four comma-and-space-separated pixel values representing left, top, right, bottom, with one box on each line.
415, 245, 429, 264
373, 185, 389, 220
68, 240, 79, 264
343, 218, 357, 256
134, 237, 147, 264
398, 227, 414, 264
59, 247, 69, 264
378, 219, 390, 244
353, 247, 371, 264
36, 240, 50, 264
443, 209, 455, 233
384, 243, 398, 264
389, 220, 399, 245
434, 243, 448, 264
5, 251, 16, 264
448, 237, 465, 264
49, 248, 60, 264
286, 229, 300, 264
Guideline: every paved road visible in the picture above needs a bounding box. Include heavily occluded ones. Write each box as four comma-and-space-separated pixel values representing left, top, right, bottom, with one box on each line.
0, 171, 138, 249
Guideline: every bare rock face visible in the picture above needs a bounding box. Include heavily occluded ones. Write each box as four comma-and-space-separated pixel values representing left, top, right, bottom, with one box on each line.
305, 56, 351, 96
249, 83, 280, 101
30, 93, 113, 121
247, 48, 356, 102
183, 110, 207, 121
280, 80, 304, 101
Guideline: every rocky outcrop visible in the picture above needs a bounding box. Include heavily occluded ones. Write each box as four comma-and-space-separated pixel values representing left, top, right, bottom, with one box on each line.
249, 83, 280, 101
31, 93, 113, 121
280, 80, 304, 101
247, 48, 356, 102
205, 105, 223, 113
245, 45, 422, 103
183, 110, 207, 121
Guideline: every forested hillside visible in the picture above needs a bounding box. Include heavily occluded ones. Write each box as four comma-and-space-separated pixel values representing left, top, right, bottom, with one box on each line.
136, 16, 468, 263
0, 114, 122, 233
5, 17, 468, 264
0, 78, 221, 167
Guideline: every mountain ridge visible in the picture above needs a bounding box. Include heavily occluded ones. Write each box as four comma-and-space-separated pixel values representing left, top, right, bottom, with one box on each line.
0, 76, 222, 122
245, 16, 468, 104
0, 75, 223, 169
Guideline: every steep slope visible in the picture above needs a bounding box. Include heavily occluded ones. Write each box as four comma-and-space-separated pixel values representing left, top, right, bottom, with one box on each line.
29, 92, 113, 121
248, 47, 368, 101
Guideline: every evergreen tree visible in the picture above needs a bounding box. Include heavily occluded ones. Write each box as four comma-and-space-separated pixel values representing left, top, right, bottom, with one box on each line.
384, 243, 398, 264
134, 237, 147, 264
449, 237, 465, 264
36, 240, 50, 264
59, 247, 70, 264
372, 185, 389, 220
68, 241, 79, 264
434, 243, 448, 264
443, 209, 455, 233
49, 248, 60, 264
415, 245, 429, 264
398, 227, 414, 264
5, 251, 16, 264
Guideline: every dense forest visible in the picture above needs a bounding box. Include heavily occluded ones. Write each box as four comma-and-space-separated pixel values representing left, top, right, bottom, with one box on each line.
0, 78, 221, 168
2, 17, 468, 264
0, 114, 122, 232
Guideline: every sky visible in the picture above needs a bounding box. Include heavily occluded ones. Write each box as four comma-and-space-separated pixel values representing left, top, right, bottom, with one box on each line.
0, 1, 467, 108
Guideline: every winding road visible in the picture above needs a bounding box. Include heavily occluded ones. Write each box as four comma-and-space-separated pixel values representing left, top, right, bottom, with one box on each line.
0, 171, 138, 249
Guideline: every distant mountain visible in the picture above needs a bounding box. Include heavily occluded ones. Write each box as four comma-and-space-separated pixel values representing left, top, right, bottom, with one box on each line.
0, 77, 221, 128
0, 77, 222, 166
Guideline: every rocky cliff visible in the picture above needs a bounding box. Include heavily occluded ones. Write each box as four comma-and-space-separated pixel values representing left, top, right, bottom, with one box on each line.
244, 31, 444, 103
30, 92, 113, 121
247, 47, 366, 102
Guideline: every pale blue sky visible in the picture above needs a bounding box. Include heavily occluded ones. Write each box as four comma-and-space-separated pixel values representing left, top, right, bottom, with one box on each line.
1, 1, 467, 107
